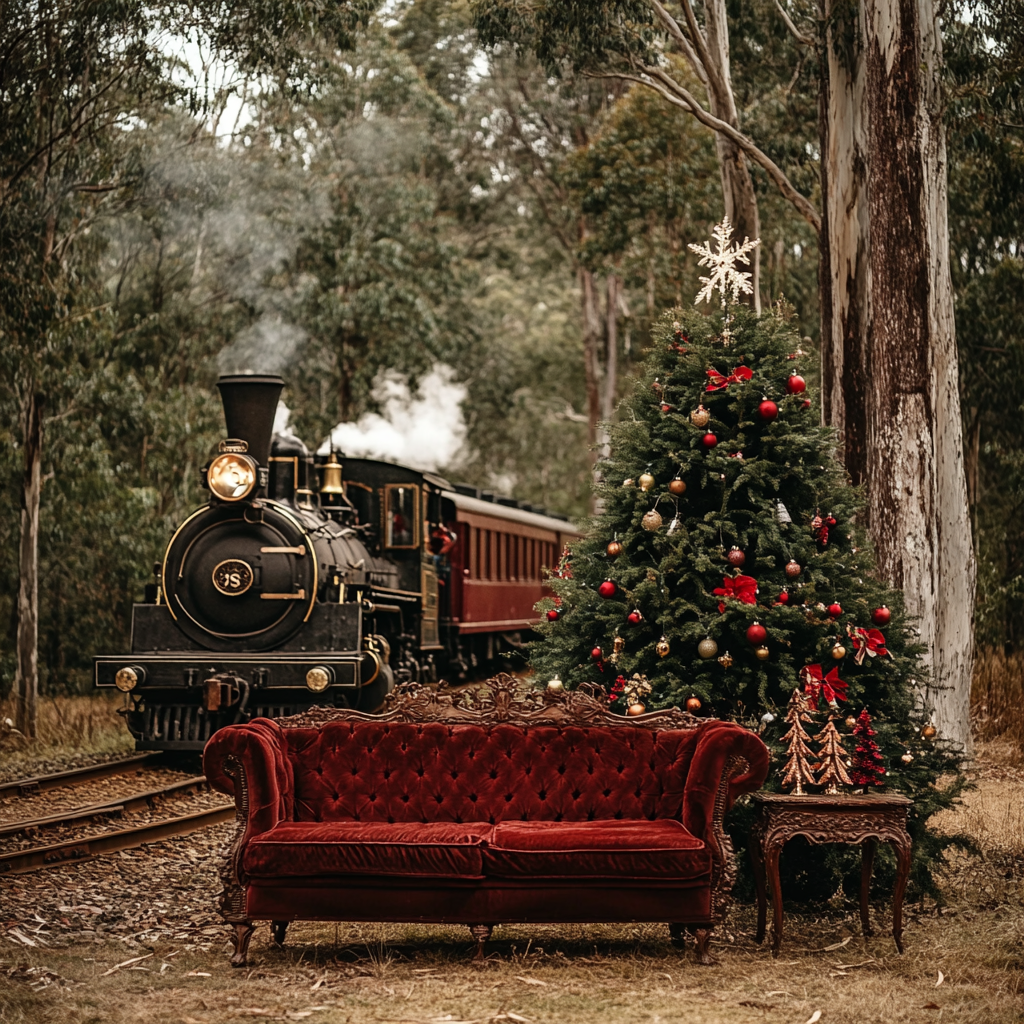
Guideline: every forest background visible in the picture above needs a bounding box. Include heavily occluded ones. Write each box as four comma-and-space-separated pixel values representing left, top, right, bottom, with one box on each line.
0, 0, 1021, 706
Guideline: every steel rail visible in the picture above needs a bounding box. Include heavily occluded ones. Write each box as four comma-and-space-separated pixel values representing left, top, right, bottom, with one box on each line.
0, 753, 159, 797
0, 776, 212, 838
0, 804, 235, 875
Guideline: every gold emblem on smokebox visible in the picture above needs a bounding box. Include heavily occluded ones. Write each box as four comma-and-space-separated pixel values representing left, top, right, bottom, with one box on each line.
212, 558, 254, 596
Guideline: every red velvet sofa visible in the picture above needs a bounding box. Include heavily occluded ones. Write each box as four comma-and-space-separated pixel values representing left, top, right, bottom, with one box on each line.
204, 676, 769, 966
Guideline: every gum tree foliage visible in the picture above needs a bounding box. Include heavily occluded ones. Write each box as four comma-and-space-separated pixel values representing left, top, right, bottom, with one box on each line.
534, 305, 964, 896
0, 0, 374, 723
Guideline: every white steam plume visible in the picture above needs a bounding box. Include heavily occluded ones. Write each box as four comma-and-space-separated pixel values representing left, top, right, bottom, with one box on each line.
320, 366, 467, 473
218, 315, 307, 376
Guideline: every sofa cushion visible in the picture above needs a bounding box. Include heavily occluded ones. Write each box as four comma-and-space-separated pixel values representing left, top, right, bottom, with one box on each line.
242, 821, 492, 879
484, 819, 711, 881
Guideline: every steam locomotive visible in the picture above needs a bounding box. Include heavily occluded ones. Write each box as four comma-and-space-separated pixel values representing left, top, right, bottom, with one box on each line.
94, 374, 580, 750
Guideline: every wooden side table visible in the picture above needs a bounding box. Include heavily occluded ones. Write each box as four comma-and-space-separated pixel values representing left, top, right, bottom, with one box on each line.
749, 793, 913, 956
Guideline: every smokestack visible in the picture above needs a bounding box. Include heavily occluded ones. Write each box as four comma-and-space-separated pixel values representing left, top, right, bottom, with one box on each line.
216, 374, 284, 468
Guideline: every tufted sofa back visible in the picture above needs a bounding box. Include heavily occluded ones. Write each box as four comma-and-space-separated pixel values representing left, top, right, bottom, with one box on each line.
282, 721, 702, 824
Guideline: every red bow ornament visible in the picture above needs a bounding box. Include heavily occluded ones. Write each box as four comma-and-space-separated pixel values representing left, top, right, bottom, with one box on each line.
848, 625, 890, 665
705, 365, 753, 392
800, 664, 848, 709
713, 574, 758, 614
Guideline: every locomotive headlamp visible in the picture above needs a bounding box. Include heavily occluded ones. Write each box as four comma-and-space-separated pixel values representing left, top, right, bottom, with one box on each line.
305, 666, 332, 693
208, 452, 257, 501
115, 666, 141, 692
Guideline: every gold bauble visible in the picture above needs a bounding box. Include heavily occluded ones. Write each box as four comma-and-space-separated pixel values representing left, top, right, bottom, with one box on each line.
697, 637, 718, 659
831, 643, 847, 660
845, 715, 858, 730
638, 472, 655, 492
606, 539, 623, 557
785, 560, 802, 578
922, 725, 937, 740
669, 478, 687, 495
685, 696, 702, 713
656, 636, 670, 658
718, 651, 734, 668
642, 509, 663, 532
627, 703, 646, 717
546, 676, 564, 693
755, 645, 770, 661
690, 405, 711, 428
901, 751, 914, 764
613, 635, 626, 654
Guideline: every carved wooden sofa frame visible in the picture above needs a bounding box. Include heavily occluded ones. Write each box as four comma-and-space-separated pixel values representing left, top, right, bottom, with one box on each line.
207, 675, 769, 966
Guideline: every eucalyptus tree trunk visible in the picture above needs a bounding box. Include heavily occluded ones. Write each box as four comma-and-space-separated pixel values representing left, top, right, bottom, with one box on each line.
818, 0, 870, 485
820, 0, 974, 749
15, 390, 43, 739
704, 0, 761, 312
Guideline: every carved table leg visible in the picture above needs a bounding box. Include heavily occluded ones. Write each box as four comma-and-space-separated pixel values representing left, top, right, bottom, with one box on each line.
469, 923, 493, 961
271, 921, 289, 946
688, 926, 716, 966
891, 837, 912, 954
668, 923, 687, 949
764, 840, 785, 958
749, 827, 768, 945
230, 921, 256, 968
859, 839, 877, 938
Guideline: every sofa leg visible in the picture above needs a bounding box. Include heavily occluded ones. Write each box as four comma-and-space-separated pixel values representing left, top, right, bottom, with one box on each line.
469, 923, 493, 961
230, 921, 256, 968
690, 926, 716, 966
668, 923, 687, 950
271, 921, 288, 947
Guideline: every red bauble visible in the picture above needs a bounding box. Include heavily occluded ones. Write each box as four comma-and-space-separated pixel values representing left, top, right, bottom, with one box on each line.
661, 403, 673, 413
777, 590, 790, 605
872, 606, 891, 626
591, 647, 603, 661
828, 602, 843, 618
627, 610, 643, 625
546, 608, 560, 622
726, 546, 746, 567
801, 398, 812, 410
787, 374, 806, 395
702, 432, 718, 449
746, 622, 767, 645
784, 560, 802, 578
758, 399, 778, 421
598, 580, 617, 598
685, 697, 702, 713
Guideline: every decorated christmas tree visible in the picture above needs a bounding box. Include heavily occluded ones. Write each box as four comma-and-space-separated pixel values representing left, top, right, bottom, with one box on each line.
851, 709, 887, 789
533, 219, 962, 891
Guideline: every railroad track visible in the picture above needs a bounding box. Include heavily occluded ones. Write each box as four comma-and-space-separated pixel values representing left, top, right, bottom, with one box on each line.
0, 752, 160, 797
0, 759, 234, 876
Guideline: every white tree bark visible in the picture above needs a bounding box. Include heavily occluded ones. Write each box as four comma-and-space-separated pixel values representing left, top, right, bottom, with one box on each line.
859, 0, 975, 750
15, 390, 43, 739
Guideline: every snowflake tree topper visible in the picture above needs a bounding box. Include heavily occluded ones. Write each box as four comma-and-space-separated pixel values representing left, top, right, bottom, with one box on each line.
688, 216, 761, 309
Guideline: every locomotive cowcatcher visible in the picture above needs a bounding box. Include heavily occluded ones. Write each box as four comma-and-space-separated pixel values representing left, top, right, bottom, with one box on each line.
95, 374, 579, 750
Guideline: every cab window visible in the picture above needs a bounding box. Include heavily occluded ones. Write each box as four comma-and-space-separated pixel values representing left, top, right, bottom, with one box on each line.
384, 485, 418, 548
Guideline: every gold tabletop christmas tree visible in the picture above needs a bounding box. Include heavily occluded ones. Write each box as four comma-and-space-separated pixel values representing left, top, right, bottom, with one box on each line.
814, 715, 853, 794
779, 688, 817, 795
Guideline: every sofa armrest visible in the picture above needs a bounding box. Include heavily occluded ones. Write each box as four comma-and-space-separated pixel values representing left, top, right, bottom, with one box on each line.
204, 720, 294, 921
681, 721, 769, 916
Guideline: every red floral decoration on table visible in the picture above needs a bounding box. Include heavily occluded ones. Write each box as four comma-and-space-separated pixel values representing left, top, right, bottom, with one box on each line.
705, 365, 753, 391
851, 709, 886, 787
848, 625, 890, 665
713, 574, 758, 613
800, 663, 848, 709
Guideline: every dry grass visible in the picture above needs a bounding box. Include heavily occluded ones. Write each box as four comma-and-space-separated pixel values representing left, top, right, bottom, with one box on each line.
971, 647, 1024, 756
0, 692, 133, 772
1, 909, 1021, 1024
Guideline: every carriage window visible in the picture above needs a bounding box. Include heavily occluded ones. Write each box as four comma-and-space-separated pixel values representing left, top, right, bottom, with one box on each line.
384, 485, 418, 548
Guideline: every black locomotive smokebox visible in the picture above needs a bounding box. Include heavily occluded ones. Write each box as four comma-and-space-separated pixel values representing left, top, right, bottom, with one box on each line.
217, 374, 284, 467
